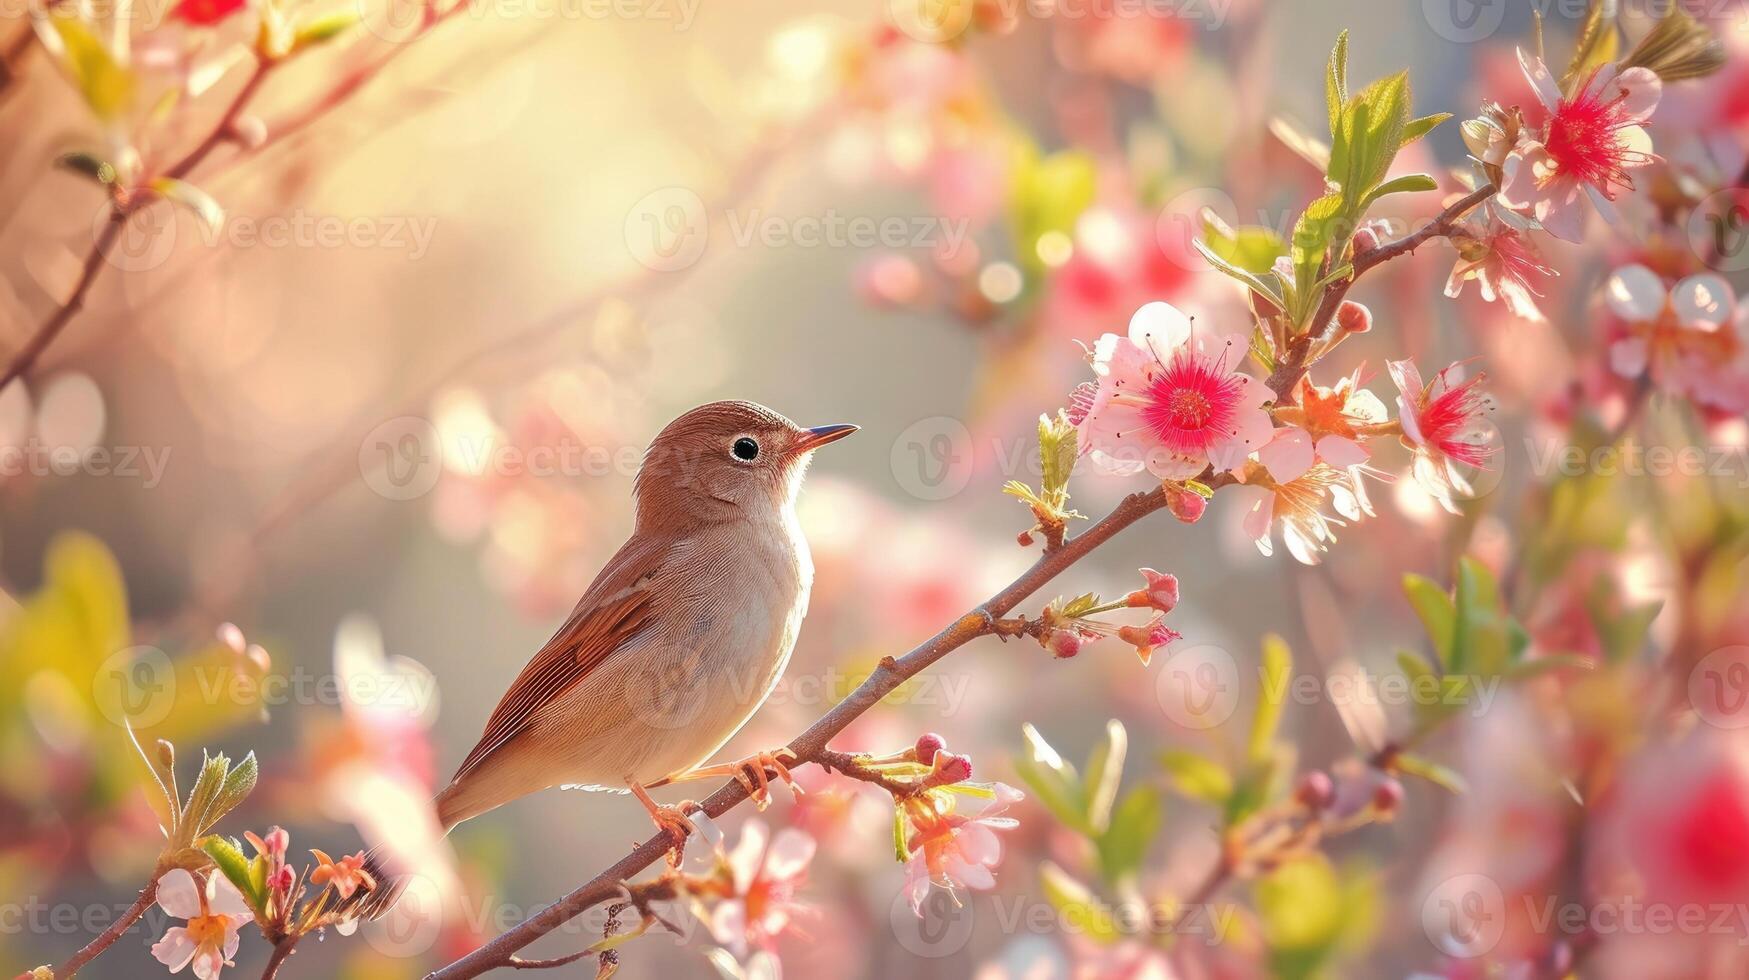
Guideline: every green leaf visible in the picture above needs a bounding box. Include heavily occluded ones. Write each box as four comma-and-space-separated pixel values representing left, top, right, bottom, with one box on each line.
1202, 215, 1287, 276
150, 178, 224, 237
1401, 113, 1451, 147
1361, 173, 1438, 209
1160, 749, 1233, 805
1192, 238, 1286, 310
1037, 411, 1078, 502
1095, 785, 1162, 884
1015, 724, 1088, 835
291, 9, 361, 51
56, 152, 117, 186
1289, 191, 1344, 324
42, 16, 135, 122
1041, 862, 1121, 944
1563, 0, 1620, 93
180, 751, 232, 842
1339, 71, 1411, 204
1008, 143, 1096, 274
1082, 720, 1127, 835
202, 835, 263, 909
1395, 753, 1467, 794
1249, 634, 1292, 762
210, 752, 258, 828
1324, 32, 1349, 138
1402, 573, 1455, 668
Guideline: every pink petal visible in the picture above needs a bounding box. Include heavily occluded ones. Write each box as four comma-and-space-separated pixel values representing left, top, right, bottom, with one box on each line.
191, 946, 226, 980
1610, 66, 1662, 124
1208, 407, 1274, 473
1126, 301, 1193, 363
1535, 178, 1588, 243
762, 828, 816, 882
1257, 429, 1315, 484
943, 852, 997, 891
151, 926, 198, 972
1396, 395, 1425, 447
727, 820, 769, 894
1316, 434, 1370, 469
156, 869, 203, 920
1144, 449, 1209, 482
206, 875, 252, 918
1516, 49, 1562, 113
1386, 359, 1423, 401
956, 822, 1003, 866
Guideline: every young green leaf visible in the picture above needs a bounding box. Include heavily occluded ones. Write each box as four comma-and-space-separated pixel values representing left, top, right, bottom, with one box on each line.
1160, 749, 1233, 804
202, 835, 264, 909
1361, 173, 1438, 209
1082, 720, 1127, 835
1095, 785, 1163, 884
1250, 635, 1293, 762
1402, 573, 1455, 668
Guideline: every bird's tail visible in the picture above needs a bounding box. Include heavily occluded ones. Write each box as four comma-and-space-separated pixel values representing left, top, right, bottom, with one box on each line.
434, 777, 499, 835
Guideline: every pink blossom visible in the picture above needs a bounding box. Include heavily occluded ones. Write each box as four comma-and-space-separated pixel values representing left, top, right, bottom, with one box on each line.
1258, 368, 1386, 484
1498, 52, 1661, 242
1075, 302, 1275, 480
903, 783, 1023, 914
1445, 205, 1557, 322
149, 869, 253, 980
1603, 264, 1747, 413
1229, 464, 1370, 565
690, 816, 817, 955
1389, 359, 1497, 511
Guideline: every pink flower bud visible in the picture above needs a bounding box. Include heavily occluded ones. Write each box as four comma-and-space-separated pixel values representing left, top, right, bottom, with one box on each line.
1352, 225, 1382, 254
1336, 300, 1373, 334
1116, 619, 1180, 666
930, 751, 974, 785
1165, 485, 1207, 524
1016, 530, 1035, 547
263, 826, 289, 859
1296, 771, 1335, 810
1124, 568, 1179, 614
914, 733, 945, 765
1047, 629, 1084, 659
1372, 778, 1404, 817
269, 865, 295, 893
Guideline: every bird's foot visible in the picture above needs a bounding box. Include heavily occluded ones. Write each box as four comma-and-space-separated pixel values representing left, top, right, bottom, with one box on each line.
628, 781, 699, 866
658, 749, 801, 812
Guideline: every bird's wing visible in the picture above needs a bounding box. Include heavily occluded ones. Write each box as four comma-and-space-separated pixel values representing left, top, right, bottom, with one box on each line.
447, 534, 669, 783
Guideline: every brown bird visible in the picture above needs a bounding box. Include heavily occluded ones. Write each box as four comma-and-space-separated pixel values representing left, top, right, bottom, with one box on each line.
434, 400, 856, 840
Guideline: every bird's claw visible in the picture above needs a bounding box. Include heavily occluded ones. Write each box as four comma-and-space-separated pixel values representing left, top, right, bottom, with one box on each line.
732, 749, 799, 811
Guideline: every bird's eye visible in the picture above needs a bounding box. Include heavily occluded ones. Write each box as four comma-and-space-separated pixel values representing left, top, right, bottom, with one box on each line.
731, 436, 760, 462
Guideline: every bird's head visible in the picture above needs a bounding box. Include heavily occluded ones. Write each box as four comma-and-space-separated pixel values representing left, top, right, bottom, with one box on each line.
634, 400, 857, 527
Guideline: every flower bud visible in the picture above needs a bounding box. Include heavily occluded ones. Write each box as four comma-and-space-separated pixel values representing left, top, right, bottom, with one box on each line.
1372, 777, 1404, 818
914, 733, 945, 765
929, 751, 974, 785
1165, 484, 1207, 524
1047, 629, 1084, 659
1016, 530, 1035, 547
1336, 300, 1373, 335
1295, 770, 1335, 810
1351, 225, 1382, 254
1124, 568, 1179, 614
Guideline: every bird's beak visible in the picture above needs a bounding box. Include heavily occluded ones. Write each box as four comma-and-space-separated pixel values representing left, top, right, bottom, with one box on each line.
794, 423, 859, 452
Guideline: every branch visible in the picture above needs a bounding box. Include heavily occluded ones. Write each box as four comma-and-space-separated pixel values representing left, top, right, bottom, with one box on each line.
52, 877, 158, 978
259, 937, 299, 980
424, 486, 1174, 979
1269, 182, 1498, 395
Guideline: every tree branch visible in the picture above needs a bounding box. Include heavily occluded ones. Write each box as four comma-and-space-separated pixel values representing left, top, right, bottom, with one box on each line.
52, 877, 157, 979
424, 486, 1173, 979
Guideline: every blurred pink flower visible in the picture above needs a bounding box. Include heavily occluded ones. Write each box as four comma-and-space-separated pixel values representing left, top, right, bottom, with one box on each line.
150, 869, 253, 980
1603, 264, 1747, 412
691, 816, 817, 956
1075, 302, 1274, 480
903, 783, 1023, 913
1499, 53, 1661, 242
1390, 359, 1496, 512
1229, 464, 1368, 565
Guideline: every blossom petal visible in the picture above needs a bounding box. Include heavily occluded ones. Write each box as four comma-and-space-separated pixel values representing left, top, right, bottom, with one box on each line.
1517, 49, 1562, 113
1126, 301, 1193, 363
1610, 66, 1663, 124
763, 828, 816, 881
1316, 434, 1370, 469
1605, 265, 1666, 322
1257, 429, 1315, 484
206, 874, 252, 918
157, 869, 203, 920
151, 926, 198, 973
1208, 408, 1274, 473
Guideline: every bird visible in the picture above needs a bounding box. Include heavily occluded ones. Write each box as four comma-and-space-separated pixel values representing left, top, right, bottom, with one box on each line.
434, 400, 857, 842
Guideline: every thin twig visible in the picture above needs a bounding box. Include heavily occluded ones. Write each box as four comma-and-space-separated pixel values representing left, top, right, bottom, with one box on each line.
53, 877, 158, 978
259, 937, 299, 979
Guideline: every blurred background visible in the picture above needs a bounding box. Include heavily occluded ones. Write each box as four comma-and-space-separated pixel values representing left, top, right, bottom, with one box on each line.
3, 0, 1748, 976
